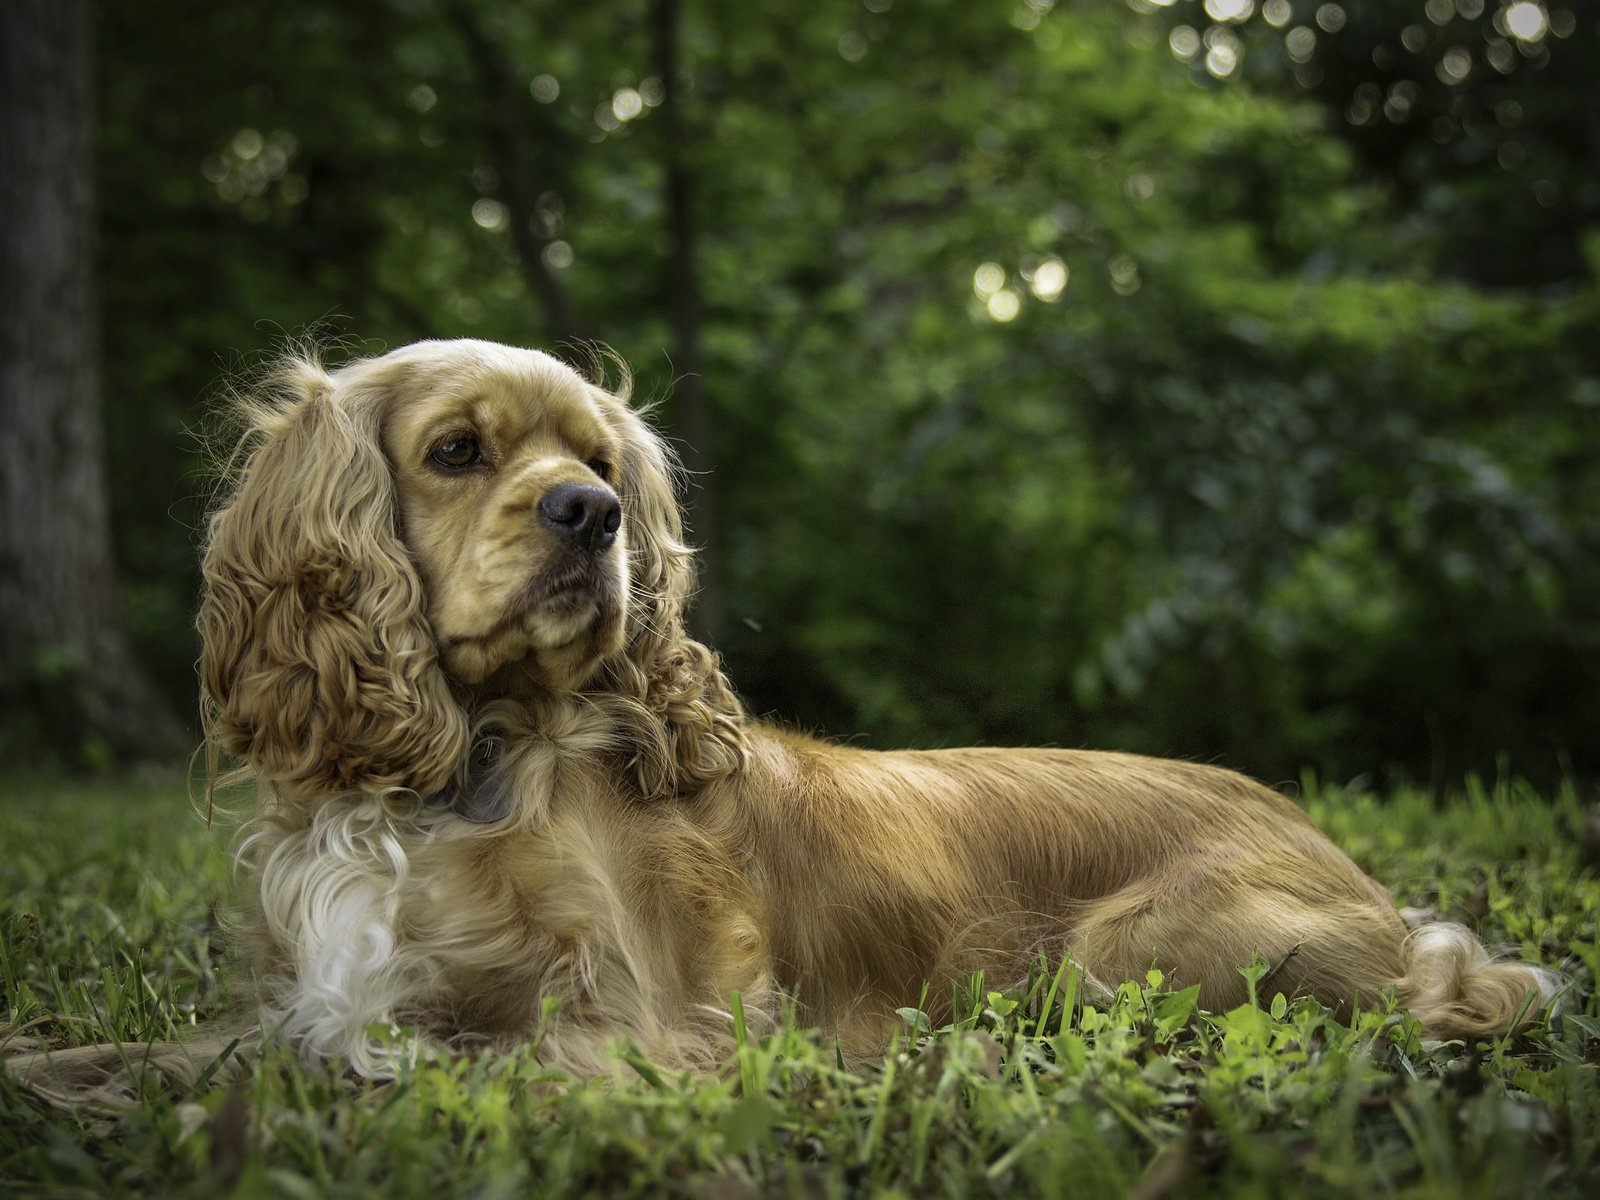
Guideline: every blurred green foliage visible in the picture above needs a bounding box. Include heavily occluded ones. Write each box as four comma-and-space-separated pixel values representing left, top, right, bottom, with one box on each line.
97, 0, 1600, 785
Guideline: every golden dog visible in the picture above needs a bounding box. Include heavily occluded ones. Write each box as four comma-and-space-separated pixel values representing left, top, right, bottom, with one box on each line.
186, 338, 1554, 1076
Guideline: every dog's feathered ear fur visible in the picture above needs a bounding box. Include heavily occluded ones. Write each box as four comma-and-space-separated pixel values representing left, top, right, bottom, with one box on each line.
592, 388, 746, 800
198, 358, 469, 798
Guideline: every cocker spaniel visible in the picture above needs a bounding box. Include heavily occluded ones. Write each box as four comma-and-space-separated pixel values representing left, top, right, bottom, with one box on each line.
190, 338, 1554, 1076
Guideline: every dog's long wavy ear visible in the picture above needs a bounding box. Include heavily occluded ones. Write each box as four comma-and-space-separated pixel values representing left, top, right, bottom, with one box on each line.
593, 385, 746, 801
198, 357, 469, 798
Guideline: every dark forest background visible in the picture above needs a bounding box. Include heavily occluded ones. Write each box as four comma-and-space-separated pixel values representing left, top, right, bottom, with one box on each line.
3, 0, 1597, 790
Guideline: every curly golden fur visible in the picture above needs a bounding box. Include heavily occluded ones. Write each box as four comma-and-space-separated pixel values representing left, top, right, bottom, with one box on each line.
177, 338, 1558, 1076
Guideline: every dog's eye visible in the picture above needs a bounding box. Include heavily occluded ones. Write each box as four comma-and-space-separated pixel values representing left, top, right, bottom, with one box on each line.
431, 435, 482, 469
585, 458, 613, 483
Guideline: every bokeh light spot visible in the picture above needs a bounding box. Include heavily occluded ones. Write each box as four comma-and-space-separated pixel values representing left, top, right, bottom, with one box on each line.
1029, 257, 1068, 301
1109, 255, 1141, 295
1437, 45, 1473, 83
1505, 2, 1548, 42
612, 87, 644, 121
986, 289, 1021, 321
471, 198, 508, 231
973, 262, 1007, 298
1485, 38, 1517, 72
1385, 79, 1422, 122
1206, 42, 1239, 78
1203, 0, 1253, 23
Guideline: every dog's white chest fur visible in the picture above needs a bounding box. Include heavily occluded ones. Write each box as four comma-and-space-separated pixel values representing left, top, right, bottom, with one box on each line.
249, 801, 432, 1073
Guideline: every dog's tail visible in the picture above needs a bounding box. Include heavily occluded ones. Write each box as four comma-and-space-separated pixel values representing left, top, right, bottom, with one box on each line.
1393, 922, 1563, 1039
2, 1029, 255, 1110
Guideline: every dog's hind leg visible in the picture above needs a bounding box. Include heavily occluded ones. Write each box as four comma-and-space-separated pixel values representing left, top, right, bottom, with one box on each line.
1064, 878, 1410, 1017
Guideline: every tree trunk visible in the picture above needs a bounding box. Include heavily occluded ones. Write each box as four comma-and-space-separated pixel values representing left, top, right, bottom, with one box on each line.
654, 0, 724, 645
0, 0, 181, 763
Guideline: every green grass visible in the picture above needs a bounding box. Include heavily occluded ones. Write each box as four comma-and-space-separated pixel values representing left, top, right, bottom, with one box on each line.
2, 772, 1597, 1197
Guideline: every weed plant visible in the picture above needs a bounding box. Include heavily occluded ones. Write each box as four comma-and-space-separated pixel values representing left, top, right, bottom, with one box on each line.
2, 774, 1595, 1197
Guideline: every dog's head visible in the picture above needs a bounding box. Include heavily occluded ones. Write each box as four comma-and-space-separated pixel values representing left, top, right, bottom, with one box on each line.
199, 339, 741, 804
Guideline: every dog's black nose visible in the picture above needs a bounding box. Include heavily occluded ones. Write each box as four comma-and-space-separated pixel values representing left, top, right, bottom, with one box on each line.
538, 482, 621, 553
